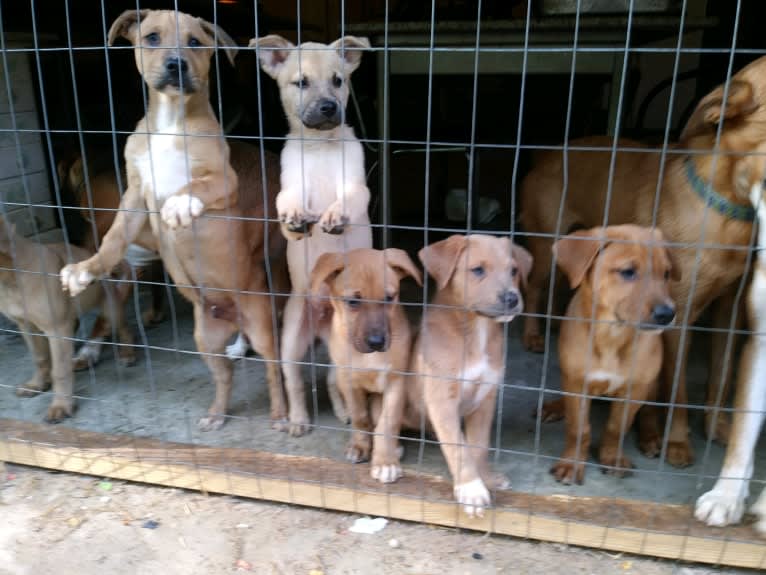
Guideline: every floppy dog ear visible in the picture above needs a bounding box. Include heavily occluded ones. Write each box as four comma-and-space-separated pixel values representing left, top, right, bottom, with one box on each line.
553, 229, 604, 289
250, 35, 294, 79
384, 248, 423, 286
681, 80, 756, 141
329, 36, 370, 74
310, 252, 346, 298
418, 235, 467, 291
108, 9, 151, 46
198, 19, 238, 66
510, 242, 533, 288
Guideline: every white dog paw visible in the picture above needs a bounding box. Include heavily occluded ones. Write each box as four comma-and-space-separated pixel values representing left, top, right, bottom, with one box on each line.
695, 484, 747, 527
371, 463, 402, 484
161, 194, 204, 229
225, 333, 250, 360
197, 413, 225, 431
60, 264, 95, 296
750, 489, 766, 536
454, 479, 491, 518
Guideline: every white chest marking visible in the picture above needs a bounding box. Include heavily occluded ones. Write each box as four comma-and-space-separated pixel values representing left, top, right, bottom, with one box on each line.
136, 99, 192, 204
458, 321, 502, 412
585, 369, 625, 394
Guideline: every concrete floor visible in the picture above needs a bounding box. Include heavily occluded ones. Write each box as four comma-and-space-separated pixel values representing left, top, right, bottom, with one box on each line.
1, 282, 764, 510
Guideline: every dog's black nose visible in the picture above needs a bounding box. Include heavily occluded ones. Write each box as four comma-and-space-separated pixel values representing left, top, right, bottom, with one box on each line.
366, 332, 387, 352
500, 291, 519, 310
651, 304, 675, 326
165, 57, 188, 74
319, 99, 338, 118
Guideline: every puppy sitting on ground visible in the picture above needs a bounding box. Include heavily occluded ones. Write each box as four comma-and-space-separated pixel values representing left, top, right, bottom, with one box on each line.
549, 225, 679, 485
252, 33, 372, 436
404, 235, 532, 516
310, 248, 422, 483
60, 10, 288, 430
0, 217, 134, 421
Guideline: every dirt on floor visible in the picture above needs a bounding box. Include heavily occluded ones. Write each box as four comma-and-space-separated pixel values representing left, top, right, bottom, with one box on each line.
0, 463, 747, 575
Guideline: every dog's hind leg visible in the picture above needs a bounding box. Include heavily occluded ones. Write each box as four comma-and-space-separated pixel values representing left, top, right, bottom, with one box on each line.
522, 233, 555, 353
326, 366, 349, 424
280, 292, 314, 436
193, 302, 238, 431
241, 292, 287, 428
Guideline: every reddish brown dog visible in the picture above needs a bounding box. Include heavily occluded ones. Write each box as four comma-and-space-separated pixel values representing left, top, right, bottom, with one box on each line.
549, 225, 680, 485
521, 56, 766, 466
310, 248, 422, 483
405, 235, 532, 516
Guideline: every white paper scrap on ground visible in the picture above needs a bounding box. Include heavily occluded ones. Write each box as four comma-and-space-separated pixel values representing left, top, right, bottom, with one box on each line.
349, 517, 388, 534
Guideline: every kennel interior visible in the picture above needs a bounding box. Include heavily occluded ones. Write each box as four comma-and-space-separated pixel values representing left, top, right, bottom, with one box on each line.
1, 0, 765, 568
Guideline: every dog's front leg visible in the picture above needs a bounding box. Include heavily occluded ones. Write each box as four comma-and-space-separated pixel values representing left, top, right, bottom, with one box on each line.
61, 185, 147, 296
276, 187, 319, 241
319, 182, 370, 235
370, 376, 405, 483
161, 170, 237, 229
45, 329, 76, 423
340, 373, 373, 463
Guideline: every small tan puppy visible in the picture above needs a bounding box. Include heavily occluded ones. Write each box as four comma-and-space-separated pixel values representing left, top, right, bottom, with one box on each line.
60, 10, 287, 430
549, 225, 679, 485
405, 234, 532, 516
0, 217, 133, 421
252, 34, 372, 436
310, 248, 422, 483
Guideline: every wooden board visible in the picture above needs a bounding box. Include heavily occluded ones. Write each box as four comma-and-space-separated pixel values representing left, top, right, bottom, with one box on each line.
1, 418, 764, 569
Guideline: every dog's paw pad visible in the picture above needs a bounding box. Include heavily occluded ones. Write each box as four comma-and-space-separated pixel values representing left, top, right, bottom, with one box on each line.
319, 211, 349, 235
454, 479, 490, 518
371, 464, 402, 484
161, 194, 204, 229
197, 414, 225, 431
695, 487, 747, 527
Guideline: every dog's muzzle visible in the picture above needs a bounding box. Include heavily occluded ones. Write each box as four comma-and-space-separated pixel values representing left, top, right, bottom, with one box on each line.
302, 98, 341, 130
155, 56, 195, 93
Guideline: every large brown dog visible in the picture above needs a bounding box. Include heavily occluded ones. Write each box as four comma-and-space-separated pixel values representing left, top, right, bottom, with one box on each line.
520, 56, 766, 466
549, 225, 679, 485
310, 248, 422, 483
60, 10, 287, 430
405, 235, 532, 516
0, 217, 134, 421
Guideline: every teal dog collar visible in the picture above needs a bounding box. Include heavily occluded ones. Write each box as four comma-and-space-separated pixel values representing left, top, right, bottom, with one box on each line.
684, 157, 756, 222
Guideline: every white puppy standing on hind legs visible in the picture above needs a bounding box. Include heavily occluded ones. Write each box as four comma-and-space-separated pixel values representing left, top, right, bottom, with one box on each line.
695, 152, 766, 535
251, 33, 373, 436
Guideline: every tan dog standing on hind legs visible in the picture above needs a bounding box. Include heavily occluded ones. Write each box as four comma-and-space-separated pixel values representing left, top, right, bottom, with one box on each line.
252, 33, 372, 436
547, 225, 679, 485
403, 235, 532, 516
61, 9, 288, 430
310, 248, 422, 483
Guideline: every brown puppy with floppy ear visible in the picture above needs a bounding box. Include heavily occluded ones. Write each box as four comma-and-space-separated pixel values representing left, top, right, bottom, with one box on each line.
311, 248, 422, 483
405, 234, 531, 517
549, 225, 680, 485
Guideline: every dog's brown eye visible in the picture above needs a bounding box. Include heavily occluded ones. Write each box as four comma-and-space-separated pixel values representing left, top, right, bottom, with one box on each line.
471, 266, 485, 278
511, 266, 518, 278
619, 267, 638, 281
188, 36, 201, 48
292, 76, 309, 89
384, 294, 395, 303
145, 32, 161, 46
332, 75, 343, 88
664, 269, 670, 281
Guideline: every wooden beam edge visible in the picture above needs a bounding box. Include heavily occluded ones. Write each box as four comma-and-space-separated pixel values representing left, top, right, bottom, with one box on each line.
1, 434, 764, 570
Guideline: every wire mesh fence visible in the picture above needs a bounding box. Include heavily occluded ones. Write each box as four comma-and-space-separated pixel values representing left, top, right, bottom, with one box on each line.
0, 0, 765, 568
